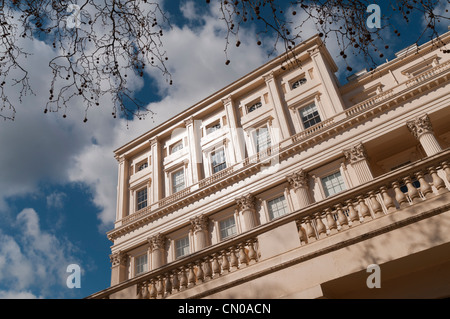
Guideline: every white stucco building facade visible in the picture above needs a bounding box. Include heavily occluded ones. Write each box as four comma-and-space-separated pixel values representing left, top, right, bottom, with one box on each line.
88, 32, 450, 299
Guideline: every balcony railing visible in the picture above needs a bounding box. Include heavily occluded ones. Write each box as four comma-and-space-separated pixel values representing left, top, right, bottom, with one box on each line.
116, 57, 450, 230
94, 150, 450, 299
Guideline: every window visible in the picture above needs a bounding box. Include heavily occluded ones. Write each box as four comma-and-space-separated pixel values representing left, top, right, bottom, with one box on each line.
172, 169, 185, 193
211, 148, 227, 174
170, 141, 183, 154
299, 103, 321, 129
135, 254, 148, 276
247, 101, 262, 113
254, 126, 271, 153
321, 171, 346, 198
219, 216, 237, 240
175, 236, 190, 259
267, 195, 289, 220
206, 122, 221, 134
137, 161, 148, 171
292, 77, 307, 89
136, 188, 148, 211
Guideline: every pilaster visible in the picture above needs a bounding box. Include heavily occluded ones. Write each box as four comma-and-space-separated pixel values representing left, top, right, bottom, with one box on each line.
407, 114, 442, 156
343, 142, 374, 185
236, 194, 257, 232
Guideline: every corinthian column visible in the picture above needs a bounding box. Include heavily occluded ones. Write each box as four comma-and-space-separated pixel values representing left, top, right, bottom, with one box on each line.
236, 194, 257, 232
110, 251, 128, 286
287, 169, 312, 209
190, 214, 209, 251
407, 114, 442, 156
343, 142, 374, 185
148, 233, 166, 270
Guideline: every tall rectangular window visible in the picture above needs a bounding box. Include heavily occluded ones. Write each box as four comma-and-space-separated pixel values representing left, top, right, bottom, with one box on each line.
175, 236, 190, 259
300, 103, 321, 129
172, 169, 185, 194
135, 254, 148, 276
136, 188, 147, 211
219, 216, 237, 240
267, 195, 289, 220
211, 148, 227, 174
254, 126, 271, 153
321, 171, 346, 197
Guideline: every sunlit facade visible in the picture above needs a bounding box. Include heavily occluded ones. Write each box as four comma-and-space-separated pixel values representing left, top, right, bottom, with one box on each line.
88, 32, 450, 299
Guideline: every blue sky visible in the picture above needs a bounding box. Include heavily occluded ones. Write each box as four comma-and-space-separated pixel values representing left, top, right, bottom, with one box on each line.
0, 1, 448, 299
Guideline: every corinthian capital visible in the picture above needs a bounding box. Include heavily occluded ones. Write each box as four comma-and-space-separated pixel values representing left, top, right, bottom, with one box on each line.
287, 169, 309, 190
148, 233, 166, 251
110, 251, 127, 267
343, 143, 368, 163
236, 194, 256, 211
407, 114, 433, 140
190, 214, 209, 233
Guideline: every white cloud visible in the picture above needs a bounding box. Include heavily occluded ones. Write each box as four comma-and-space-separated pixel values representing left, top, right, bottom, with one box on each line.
0, 208, 80, 298
46, 192, 67, 209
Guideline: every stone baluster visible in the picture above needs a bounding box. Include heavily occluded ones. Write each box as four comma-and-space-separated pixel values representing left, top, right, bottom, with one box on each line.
221, 250, 230, 274
164, 273, 172, 296
392, 181, 408, 208
247, 239, 258, 263
196, 261, 205, 283
404, 176, 421, 204
429, 167, 447, 194
187, 264, 196, 288
415, 171, 433, 199
171, 270, 180, 293
203, 257, 212, 281
368, 191, 383, 218
380, 186, 396, 213
442, 161, 450, 183
296, 220, 307, 244
211, 253, 221, 278
179, 267, 188, 291
357, 195, 371, 220
149, 279, 157, 299
157, 276, 164, 298
335, 204, 348, 230
238, 243, 249, 266
229, 246, 239, 270
314, 212, 327, 238
346, 200, 359, 224
304, 216, 317, 241
324, 208, 337, 235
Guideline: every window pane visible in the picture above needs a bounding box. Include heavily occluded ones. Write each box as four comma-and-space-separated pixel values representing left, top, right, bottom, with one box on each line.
211, 148, 227, 174
219, 216, 237, 240
172, 169, 185, 193
207, 122, 221, 134
255, 127, 271, 153
292, 77, 307, 89
248, 101, 262, 113
135, 254, 148, 275
300, 103, 321, 129
267, 195, 288, 220
175, 236, 190, 259
137, 188, 147, 210
171, 141, 183, 154
321, 171, 346, 197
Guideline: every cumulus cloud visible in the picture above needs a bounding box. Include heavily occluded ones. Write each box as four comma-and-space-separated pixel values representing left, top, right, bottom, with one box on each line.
0, 208, 80, 298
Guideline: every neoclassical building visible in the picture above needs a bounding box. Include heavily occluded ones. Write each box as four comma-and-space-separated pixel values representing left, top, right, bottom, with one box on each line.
88, 32, 450, 299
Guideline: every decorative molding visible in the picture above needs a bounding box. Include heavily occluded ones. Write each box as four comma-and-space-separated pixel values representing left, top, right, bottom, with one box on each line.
190, 214, 209, 233
148, 233, 166, 251
221, 95, 233, 106
110, 251, 127, 267
287, 169, 309, 190
407, 114, 434, 140
236, 194, 256, 211
343, 142, 368, 163
184, 116, 195, 127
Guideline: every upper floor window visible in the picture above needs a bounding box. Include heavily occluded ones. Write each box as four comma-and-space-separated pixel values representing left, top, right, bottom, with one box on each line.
292, 77, 307, 89
206, 121, 221, 135
254, 126, 271, 153
321, 171, 346, 198
136, 188, 148, 211
211, 148, 227, 174
135, 254, 148, 276
175, 236, 190, 259
267, 195, 289, 220
247, 101, 262, 113
299, 103, 321, 129
137, 161, 148, 171
219, 216, 237, 240
172, 168, 185, 194
170, 141, 183, 154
